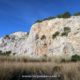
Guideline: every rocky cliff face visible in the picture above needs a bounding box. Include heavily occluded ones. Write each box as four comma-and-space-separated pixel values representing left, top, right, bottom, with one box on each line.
0, 32, 29, 57
0, 16, 80, 60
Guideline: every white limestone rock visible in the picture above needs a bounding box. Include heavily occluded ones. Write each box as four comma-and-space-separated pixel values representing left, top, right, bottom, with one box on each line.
0, 16, 80, 60
26, 16, 80, 59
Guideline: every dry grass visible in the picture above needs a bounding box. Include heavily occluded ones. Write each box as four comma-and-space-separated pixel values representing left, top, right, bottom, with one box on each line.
0, 56, 80, 80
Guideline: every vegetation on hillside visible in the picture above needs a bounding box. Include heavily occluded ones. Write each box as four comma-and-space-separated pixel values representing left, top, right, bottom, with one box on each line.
0, 50, 11, 56
52, 31, 60, 39
4, 35, 10, 39
61, 27, 71, 36
74, 12, 80, 16
41, 35, 46, 40
71, 54, 80, 62
36, 12, 80, 23
57, 12, 71, 18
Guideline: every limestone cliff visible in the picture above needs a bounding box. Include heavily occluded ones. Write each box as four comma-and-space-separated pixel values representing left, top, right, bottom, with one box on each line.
0, 16, 80, 60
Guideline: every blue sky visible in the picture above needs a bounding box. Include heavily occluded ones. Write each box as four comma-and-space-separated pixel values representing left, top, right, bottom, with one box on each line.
0, 0, 80, 37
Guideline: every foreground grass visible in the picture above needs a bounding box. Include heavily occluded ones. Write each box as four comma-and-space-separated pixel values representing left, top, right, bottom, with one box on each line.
0, 61, 80, 80
0, 56, 80, 80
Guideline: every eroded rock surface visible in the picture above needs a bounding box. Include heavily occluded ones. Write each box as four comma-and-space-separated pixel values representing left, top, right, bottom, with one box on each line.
0, 16, 80, 60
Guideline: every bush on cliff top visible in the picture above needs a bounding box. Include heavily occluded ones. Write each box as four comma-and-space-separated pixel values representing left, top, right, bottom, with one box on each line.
74, 12, 80, 16
36, 12, 71, 23
57, 12, 71, 18
36, 12, 80, 23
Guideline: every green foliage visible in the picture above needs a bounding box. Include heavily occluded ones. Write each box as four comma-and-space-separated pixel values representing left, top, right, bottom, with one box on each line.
71, 54, 80, 62
61, 32, 68, 36
35, 12, 80, 23
61, 27, 71, 36
5, 51, 11, 56
0, 51, 2, 54
0, 51, 11, 56
41, 35, 46, 40
57, 12, 71, 18
43, 16, 55, 20
74, 12, 80, 16
36, 20, 43, 23
36, 12, 71, 23
52, 31, 60, 39
35, 16, 55, 23
4, 35, 10, 39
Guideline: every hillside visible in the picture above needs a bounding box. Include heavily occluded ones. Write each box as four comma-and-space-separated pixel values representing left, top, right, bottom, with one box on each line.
0, 15, 80, 61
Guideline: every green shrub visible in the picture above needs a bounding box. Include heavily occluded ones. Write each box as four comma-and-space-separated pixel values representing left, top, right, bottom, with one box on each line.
71, 54, 80, 62
64, 27, 71, 32
13, 53, 16, 55
57, 12, 71, 18
74, 12, 80, 16
35, 12, 80, 23
36, 20, 43, 23
4, 35, 10, 39
36, 16, 55, 23
43, 16, 55, 20
41, 35, 46, 40
0, 51, 4, 56
61, 27, 71, 36
5, 51, 11, 56
0, 51, 2, 54
0, 51, 11, 56
52, 31, 60, 39
61, 32, 68, 36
